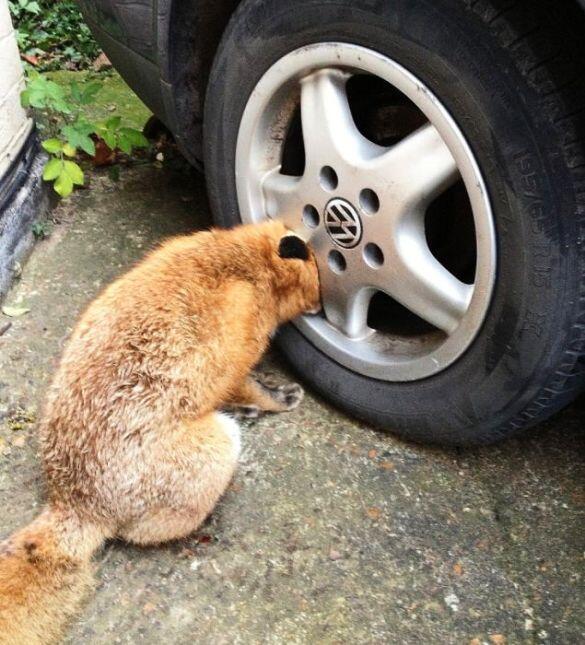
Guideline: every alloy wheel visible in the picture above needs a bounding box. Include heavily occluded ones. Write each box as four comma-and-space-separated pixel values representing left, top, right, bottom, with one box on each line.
236, 43, 496, 381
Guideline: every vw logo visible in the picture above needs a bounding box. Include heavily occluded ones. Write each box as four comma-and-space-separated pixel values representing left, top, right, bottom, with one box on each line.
324, 198, 362, 248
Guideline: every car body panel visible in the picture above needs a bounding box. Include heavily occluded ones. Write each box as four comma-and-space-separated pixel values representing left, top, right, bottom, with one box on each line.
79, 0, 242, 165
79, 0, 156, 61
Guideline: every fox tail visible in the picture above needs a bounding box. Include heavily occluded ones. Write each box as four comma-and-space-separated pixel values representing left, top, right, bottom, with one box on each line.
0, 506, 106, 644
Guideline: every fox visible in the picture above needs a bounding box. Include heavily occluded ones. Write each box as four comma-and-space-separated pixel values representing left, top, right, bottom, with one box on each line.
0, 220, 320, 644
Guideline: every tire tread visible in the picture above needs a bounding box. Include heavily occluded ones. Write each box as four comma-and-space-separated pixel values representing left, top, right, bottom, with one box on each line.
465, 0, 585, 437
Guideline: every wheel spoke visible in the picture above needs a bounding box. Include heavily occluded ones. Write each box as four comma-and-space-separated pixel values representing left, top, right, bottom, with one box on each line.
367, 123, 459, 212
300, 69, 379, 169
382, 220, 472, 333
311, 234, 372, 338
261, 169, 304, 230
321, 278, 373, 339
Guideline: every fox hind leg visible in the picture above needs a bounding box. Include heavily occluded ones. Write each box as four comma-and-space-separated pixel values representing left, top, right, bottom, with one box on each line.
117, 412, 240, 546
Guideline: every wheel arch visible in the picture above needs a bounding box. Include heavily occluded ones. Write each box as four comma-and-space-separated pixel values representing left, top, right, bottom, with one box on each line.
156, 0, 243, 165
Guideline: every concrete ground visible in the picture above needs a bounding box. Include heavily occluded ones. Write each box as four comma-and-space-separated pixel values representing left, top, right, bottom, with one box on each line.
0, 161, 583, 644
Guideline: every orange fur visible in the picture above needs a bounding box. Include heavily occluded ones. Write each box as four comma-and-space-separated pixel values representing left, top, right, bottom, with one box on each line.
0, 221, 320, 643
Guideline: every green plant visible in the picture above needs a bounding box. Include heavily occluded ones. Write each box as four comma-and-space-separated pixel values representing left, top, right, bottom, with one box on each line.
21, 73, 149, 197
9, 0, 100, 70
95, 117, 151, 155
9, 0, 40, 19
31, 220, 50, 239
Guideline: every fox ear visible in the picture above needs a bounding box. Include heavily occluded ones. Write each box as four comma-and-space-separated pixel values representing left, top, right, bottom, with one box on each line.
278, 234, 309, 261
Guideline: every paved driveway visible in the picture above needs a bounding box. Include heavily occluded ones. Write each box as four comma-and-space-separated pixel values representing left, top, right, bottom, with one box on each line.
0, 163, 583, 644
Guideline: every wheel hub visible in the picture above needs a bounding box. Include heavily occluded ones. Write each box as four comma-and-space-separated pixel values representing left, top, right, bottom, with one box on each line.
324, 198, 362, 249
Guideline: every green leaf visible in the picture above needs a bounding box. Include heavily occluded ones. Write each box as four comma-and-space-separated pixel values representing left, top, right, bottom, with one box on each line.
119, 127, 149, 148
41, 138, 63, 154
21, 75, 71, 113
106, 116, 121, 130
62, 143, 76, 157
44, 80, 72, 114
101, 130, 116, 150
26, 89, 47, 108
50, 97, 73, 114
43, 147, 84, 198
72, 119, 95, 136
63, 160, 84, 186
117, 133, 132, 155
62, 123, 95, 156
54, 171, 74, 197
26, 1, 40, 14
32, 221, 49, 239
42, 158, 63, 181
94, 121, 117, 150
78, 136, 95, 156
2, 305, 30, 317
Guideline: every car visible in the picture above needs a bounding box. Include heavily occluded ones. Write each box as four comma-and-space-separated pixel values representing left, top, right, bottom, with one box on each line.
77, 0, 585, 445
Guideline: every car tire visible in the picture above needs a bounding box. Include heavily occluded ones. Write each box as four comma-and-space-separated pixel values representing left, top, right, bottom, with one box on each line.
204, 0, 585, 445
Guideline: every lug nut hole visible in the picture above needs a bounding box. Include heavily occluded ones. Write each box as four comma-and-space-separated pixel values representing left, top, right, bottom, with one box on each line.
328, 249, 346, 274
302, 204, 320, 228
320, 166, 338, 191
363, 243, 384, 269
359, 188, 380, 215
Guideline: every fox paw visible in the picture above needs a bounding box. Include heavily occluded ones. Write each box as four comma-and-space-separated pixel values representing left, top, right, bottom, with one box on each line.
226, 405, 262, 420
266, 382, 304, 411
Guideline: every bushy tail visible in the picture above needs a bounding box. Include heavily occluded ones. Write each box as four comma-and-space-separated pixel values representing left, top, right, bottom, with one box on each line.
0, 506, 106, 645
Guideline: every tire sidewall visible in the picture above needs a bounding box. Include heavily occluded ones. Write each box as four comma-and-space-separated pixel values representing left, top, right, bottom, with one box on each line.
204, 0, 580, 443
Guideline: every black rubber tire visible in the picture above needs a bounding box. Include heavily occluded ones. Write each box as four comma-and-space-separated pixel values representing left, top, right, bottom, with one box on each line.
204, 0, 585, 445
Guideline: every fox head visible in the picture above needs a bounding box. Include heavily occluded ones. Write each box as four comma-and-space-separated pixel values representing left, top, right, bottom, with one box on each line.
257, 221, 321, 323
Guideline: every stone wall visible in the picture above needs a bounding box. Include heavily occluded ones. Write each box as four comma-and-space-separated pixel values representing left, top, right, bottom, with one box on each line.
0, 0, 31, 176
0, 0, 48, 301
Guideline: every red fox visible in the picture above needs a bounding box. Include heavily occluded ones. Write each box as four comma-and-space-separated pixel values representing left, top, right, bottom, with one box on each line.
0, 220, 320, 643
